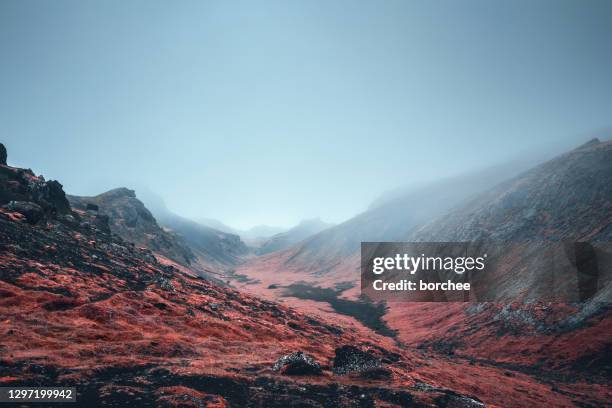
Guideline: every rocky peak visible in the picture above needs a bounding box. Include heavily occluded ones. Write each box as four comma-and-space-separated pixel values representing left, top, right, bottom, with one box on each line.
103, 187, 137, 198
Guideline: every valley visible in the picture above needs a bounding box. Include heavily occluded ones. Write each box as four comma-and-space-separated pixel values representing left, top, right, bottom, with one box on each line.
1, 140, 610, 407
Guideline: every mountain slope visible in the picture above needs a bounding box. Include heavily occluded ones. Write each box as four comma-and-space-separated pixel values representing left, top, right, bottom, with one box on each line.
137, 195, 249, 269
385, 138, 612, 365
68, 189, 194, 266
158, 210, 249, 268
410, 138, 612, 242
258, 218, 333, 255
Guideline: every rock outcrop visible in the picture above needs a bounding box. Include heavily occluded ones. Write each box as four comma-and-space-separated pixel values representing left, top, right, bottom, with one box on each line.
273, 351, 322, 375
68, 188, 194, 266
0, 144, 71, 221
332, 346, 391, 379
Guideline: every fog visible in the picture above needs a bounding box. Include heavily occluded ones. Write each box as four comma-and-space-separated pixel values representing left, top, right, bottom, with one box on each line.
1, 0, 611, 229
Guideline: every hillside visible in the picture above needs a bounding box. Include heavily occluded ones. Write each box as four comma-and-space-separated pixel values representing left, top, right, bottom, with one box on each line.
68, 189, 194, 266
138, 194, 249, 268
385, 138, 612, 364
258, 218, 333, 255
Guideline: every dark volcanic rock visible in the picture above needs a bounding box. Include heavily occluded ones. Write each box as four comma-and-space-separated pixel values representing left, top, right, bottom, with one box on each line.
43, 180, 71, 214
273, 351, 322, 375
0, 151, 70, 219
4, 201, 43, 224
0, 143, 6, 165
333, 345, 390, 378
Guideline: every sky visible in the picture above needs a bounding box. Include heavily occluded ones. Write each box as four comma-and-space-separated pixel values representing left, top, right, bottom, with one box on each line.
1, 0, 611, 229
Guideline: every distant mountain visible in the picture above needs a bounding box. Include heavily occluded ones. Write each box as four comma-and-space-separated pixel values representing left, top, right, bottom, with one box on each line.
230, 150, 549, 306
196, 220, 285, 237
383, 138, 612, 368
68, 188, 194, 266
157, 210, 249, 268
195, 220, 288, 246
196, 217, 237, 234
241, 224, 287, 239
258, 218, 334, 255
268, 158, 539, 277
135, 192, 248, 268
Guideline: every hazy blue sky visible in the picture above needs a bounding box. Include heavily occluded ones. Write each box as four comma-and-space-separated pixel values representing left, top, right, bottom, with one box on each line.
1, 0, 611, 229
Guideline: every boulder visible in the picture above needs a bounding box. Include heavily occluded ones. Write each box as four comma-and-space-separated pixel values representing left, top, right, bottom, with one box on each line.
332, 345, 391, 378
273, 351, 322, 375
43, 180, 71, 214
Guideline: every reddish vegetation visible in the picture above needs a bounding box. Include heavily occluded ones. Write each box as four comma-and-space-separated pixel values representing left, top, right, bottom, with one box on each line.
232, 252, 611, 407
1, 142, 610, 407
0, 158, 485, 407
228, 141, 612, 407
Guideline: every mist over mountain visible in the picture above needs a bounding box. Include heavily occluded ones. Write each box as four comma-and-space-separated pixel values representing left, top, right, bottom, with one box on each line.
196, 219, 288, 245
257, 218, 334, 255
134, 189, 248, 268
410, 138, 612, 242
272, 153, 546, 274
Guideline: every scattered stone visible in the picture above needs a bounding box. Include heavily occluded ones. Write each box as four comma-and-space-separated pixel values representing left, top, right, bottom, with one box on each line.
273, 351, 322, 375
157, 277, 175, 291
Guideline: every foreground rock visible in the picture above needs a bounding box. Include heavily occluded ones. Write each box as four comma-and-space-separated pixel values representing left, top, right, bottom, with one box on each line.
273, 351, 322, 375
333, 345, 391, 379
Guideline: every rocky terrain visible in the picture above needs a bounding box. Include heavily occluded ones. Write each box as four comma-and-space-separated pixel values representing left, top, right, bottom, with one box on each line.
68, 189, 194, 267
156, 211, 248, 269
